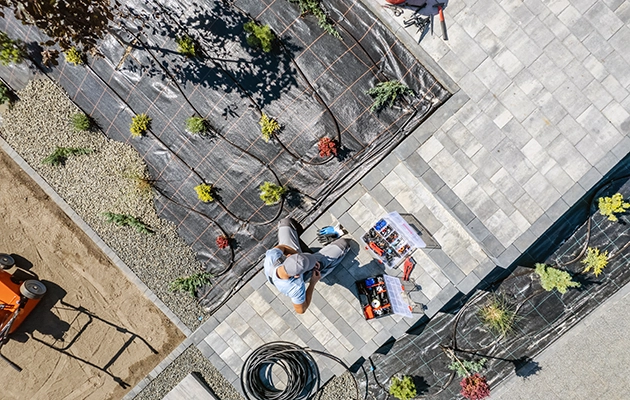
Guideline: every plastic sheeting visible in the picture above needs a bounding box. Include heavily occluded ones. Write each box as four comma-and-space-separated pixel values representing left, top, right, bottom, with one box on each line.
358, 169, 630, 399
0, 0, 450, 313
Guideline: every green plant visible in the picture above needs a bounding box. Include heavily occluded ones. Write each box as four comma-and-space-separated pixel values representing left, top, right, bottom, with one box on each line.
287, 0, 341, 39
460, 373, 490, 400
41, 147, 93, 166
186, 116, 207, 134
535, 263, 580, 294
0, 81, 11, 105
124, 170, 154, 197
244, 21, 276, 52
388, 375, 416, 400
581, 247, 608, 277
65, 46, 84, 65
366, 80, 414, 112
259, 181, 286, 205
598, 193, 630, 222
170, 272, 213, 297
71, 113, 91, 131
130, 113, 151, 137
0, 31, 23, 66
478, 294, 517, 336
448, 358, 487, 378
195, 183, 214, 202
176, 35, 196, 57
102, 212, 153, 234
259, 113, 280, 142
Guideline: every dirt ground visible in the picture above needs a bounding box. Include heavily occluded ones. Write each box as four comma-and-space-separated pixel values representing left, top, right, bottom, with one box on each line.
0, 148, 185, 400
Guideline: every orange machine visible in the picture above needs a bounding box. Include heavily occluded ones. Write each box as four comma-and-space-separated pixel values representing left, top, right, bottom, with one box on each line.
0, 254, 46, 371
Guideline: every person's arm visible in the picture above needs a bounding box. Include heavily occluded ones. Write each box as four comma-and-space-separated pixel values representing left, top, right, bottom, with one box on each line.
293, 269, 320, 314
275, 244, 298, 256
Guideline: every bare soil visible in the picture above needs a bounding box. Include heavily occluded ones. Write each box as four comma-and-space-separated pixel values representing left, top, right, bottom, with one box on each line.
0, 148, 185, 400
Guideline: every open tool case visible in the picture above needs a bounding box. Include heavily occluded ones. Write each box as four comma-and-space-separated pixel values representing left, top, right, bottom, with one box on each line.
356, 275, 392, 320
361, 212, 426, 268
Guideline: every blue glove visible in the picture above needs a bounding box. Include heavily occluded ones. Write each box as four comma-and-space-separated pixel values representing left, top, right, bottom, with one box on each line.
318, 226, 339, 237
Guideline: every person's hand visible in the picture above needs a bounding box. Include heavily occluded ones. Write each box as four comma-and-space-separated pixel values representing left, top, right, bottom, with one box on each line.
311, 268, 321, 284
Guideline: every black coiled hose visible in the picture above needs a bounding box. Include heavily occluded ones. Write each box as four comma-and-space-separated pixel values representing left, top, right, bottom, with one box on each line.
241, 342, 320, 400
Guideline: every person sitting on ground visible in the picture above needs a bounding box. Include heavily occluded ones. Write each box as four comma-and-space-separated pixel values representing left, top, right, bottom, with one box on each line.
264, 218, 349, 314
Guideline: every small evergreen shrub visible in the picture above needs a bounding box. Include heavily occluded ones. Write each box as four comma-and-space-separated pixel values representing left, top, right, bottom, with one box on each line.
186, 116, 207, 134
259, 181, 286, 205
287, 0, 341, 39
0, 31, 23, 65
195, 183, 214, 203
216, 235, 230, 249
598, 193, 630, 222
581, 247, 608, 277
478, 294, 517, 336
388, 375, 416, 400
448, 358, 487, 378
366, 80, 414, 112
42, 147, 93, 166
176, 35, 197, 57
0, 81, 11, 105
71, 113, 91, 131
170, 272, 213, 297
318, 137, 338, 157
124, 170, 153, 197
244, 21, 276, 52
535, 263, 580, 294
65, 47, 84, 65
259, 113, 280, 142
460, 373, 490, 400
102, 212, 153, 234
130, 113, 151, 137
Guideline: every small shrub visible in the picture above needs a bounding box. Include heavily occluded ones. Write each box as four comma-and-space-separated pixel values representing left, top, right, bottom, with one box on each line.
318, 137, 338, 157
65, 47, 84, 65
124, 170, 153, 197
130, 113, 151, 137
42, 147, 93, 166
41, 48, 60, 67
170, 272, 213, 297
259, 181, 286, 205
259, 113, 280, 142
0, 31, 23, 65
366, 80, 414, 112
388, 375, 416, 400
71, 113, 91, 131
195, 183, 214, 203
186, 116, 207, 134
598, 193, 630, 222
244, 21, 276, 52
287, 0, 341, 39
581, 247, 608, 277
535, 263, 580, 294
478, 294, 517, 336
102, 212, 153, 234
448, 358, 487, 378
460, 373, 490, 400
176, 35, 196, 57
216, 235, 230, 249
0, 81, 11, 105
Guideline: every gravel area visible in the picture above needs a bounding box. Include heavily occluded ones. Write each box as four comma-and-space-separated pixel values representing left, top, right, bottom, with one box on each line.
317, 372, 361, 400
0, 78, 206, 330
134, 345, 243, 400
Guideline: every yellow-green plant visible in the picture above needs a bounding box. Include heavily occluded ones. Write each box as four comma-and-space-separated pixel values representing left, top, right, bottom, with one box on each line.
598, 193, 630, 222
170, 272, 212, 297
186, 116, 207, 134
195, 183, 214, 202
65, 47, 84, 65
259, 113, 280, 142
176, 35, 196, 57
478, 295, 517, 337
581, 247, 608, 277
259, 181, 285, 205
71, 113, 91, 131
389, 375, 416, 400
534, 263, 580, 294
130, 113, 151, 137
0, 31, 23, 65
244, 21, 276, 52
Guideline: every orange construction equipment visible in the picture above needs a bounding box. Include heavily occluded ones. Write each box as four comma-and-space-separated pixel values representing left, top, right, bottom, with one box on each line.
0, 254, 46, 371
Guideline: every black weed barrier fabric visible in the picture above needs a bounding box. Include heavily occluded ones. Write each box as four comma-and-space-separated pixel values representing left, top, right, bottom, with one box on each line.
359, 175, 630, 399
0, 0, 449, 313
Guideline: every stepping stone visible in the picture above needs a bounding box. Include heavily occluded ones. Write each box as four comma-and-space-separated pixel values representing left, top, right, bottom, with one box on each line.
162, 373, 217, 400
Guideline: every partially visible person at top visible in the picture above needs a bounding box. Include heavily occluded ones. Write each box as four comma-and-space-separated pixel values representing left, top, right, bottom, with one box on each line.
263, 218, 349, 314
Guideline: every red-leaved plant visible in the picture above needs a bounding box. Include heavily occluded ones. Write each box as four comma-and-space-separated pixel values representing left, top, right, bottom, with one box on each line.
318, 137, 338, 157
460, 373, 490, 400
216, 235, 229, 249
